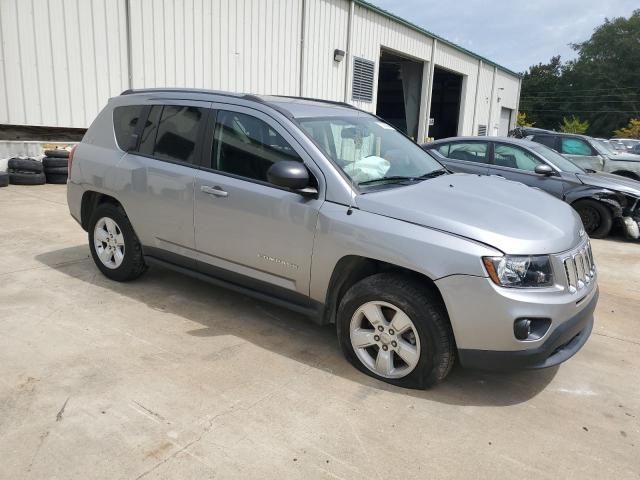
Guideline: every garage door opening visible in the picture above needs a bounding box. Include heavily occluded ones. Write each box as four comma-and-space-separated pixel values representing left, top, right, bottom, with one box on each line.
429, 67, 463, 140
375, 50, 423, 140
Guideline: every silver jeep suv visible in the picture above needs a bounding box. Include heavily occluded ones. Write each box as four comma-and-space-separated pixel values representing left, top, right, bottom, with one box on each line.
67, 89, 598, 389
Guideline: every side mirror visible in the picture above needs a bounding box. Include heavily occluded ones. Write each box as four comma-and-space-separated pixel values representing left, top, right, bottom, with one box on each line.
267, 161, 312, 191
534, 164, 554, 176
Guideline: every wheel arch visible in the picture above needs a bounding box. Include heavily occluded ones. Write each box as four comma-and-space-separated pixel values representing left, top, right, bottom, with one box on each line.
80, 191, 125, 231
565, 187, 623, 218
322, 255, 445, 325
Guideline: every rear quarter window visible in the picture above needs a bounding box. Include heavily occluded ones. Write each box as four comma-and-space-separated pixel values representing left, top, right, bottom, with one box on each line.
113, 105, 144, 150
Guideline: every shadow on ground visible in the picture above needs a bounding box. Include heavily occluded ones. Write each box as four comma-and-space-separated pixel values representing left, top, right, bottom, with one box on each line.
36, 245, 559, 407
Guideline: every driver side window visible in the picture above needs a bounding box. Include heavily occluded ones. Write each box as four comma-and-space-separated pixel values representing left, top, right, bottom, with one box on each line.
494, 144, 544, 172
560, 138, 593, 156
212, 111, 302, 182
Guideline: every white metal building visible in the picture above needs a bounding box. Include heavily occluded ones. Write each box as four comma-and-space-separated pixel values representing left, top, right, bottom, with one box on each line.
0, 0, 521, 143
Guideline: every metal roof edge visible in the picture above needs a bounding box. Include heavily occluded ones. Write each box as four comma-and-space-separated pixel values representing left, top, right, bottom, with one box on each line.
354, 0, 523, 78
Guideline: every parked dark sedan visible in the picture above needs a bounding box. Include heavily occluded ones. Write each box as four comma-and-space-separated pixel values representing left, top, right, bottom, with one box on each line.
422, 137, 640, 239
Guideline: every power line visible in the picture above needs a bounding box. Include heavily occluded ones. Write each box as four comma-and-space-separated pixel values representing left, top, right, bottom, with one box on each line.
521, 93, 640, 100
520, 100, 639, 104
519, 86, 639, 95
523, 108, 640, 114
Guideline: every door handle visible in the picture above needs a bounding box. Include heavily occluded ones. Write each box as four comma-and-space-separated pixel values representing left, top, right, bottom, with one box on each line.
201, 185, 228, 197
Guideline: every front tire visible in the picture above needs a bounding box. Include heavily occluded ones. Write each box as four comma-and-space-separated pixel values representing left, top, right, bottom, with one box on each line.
574, 199, 613, 239
337, 273, 455, 389
88, 203, 147, 282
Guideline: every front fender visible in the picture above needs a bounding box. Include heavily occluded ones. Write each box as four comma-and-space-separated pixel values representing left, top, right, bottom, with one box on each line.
564, 185, 625, 216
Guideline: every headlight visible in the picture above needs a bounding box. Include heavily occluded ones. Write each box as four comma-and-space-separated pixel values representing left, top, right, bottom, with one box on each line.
483, 255, 554, 288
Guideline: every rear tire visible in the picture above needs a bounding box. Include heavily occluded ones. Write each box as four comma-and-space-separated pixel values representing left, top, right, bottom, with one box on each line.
43, 157, 69, 168
45, 173, 68, 184
44, 149, 69, 158
574, 199, 613, 239
44, 166, 69, 175
8, 158, 43, 173
88, 203, 147, 282
337, 273, 455, 389
9, 171, 46, 185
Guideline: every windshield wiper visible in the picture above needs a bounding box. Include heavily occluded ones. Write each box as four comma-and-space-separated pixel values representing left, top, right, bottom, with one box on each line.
358, 176, 420, 186
419, 168, 448, 179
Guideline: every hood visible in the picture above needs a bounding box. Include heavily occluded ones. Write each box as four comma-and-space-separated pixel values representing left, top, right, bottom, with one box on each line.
577, 171, 640, 197
607, 152, 640, 162
356, 174, 583, 255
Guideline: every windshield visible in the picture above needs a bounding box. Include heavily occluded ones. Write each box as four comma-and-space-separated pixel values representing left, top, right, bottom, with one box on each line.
529, 143, 585, 173
298, 115, 444, 187
593, 139, 615, 154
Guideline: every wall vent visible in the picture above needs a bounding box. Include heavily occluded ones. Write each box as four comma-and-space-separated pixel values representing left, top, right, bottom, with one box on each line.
352, 57, 375, 102
477, 124, 487, 136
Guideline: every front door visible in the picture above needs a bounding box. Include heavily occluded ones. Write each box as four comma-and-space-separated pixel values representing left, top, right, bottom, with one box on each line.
559, 136, 605, 171
489, 142, 565, 198
193, 106, 323, 299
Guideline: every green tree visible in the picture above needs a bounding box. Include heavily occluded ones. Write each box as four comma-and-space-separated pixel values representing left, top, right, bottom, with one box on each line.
559, 116, 589, 134
614, 118, 640, 139
516, 111, 534, 127
519, 10, 640, 137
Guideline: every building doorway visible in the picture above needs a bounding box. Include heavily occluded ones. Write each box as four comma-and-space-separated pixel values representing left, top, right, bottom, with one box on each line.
429, 67, 463, 139
375, 50, 423, 140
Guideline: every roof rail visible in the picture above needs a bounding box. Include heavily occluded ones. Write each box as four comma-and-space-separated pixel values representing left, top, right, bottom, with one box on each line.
119, 88, 244, 98
271, 95, 356, 109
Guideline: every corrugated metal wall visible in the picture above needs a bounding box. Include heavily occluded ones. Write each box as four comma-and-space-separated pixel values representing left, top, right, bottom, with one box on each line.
474, 63, 496, 134
0, 0, 128, 128
0, 0, 520, 138
129, 0, 302, 95
301, 0, 349, 101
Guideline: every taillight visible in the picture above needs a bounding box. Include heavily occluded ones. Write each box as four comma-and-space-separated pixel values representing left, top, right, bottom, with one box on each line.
68, 145, 77, 175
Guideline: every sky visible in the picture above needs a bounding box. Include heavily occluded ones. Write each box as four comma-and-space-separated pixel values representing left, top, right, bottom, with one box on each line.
370, 0, 638, 72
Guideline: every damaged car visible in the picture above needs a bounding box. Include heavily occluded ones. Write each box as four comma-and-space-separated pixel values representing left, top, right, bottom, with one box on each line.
422, 137, 640, 239
527, 132, 640, 181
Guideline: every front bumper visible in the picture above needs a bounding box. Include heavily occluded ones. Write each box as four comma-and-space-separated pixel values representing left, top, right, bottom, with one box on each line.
457, 288, 597, 370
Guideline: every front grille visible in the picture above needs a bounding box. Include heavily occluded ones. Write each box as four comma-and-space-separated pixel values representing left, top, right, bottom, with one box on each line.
562, 241, 595, 293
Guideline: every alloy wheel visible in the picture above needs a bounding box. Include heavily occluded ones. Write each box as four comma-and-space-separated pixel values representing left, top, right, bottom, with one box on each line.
93, 217, 125, 269
349, 300, 421, 379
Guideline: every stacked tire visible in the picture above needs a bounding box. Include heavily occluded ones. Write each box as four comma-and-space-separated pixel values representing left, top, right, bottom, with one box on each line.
7, 158, 46, 185
43, 149, 70, 184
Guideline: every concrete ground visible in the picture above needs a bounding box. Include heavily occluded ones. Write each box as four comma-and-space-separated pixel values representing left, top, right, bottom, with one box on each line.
0, 184, 638, 480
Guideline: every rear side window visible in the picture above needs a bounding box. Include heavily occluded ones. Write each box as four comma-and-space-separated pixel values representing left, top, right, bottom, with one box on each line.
532, 135, 557, 150
560, 138, 593, 156
154, 106, 206, 164
113, 105, 144, 150
434, 144, 450, 156
212, 110, 301, 182
447, 142, 488, 164
138, 106, 162, 155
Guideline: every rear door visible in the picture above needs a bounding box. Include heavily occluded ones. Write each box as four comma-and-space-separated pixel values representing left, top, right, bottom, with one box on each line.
488, 142, 565, 198
432, 140, 491, 175
559, 136, 605, 171
119, 101, 210, 261
531, 134, 559, 152
192, 105, 323, 300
